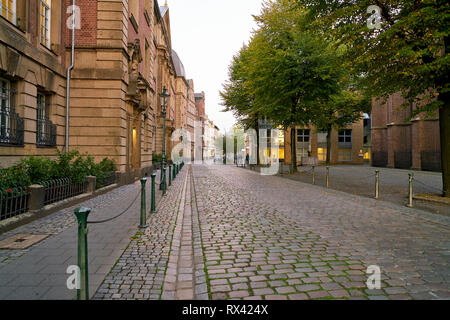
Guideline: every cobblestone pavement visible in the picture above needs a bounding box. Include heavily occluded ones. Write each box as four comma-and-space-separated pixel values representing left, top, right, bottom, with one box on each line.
93, 167, 188, 300
1, 164, 448, 300
0, 171, 165, 300
277, 165, 449, 216
192, 164, 449, 300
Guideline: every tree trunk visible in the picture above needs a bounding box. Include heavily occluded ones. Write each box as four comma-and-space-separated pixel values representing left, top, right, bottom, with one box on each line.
326, 126, 332, 165
439, 97, 450, 197
439, 34, 449, 197
291, 126, 297, 173
255, 118, 260, 165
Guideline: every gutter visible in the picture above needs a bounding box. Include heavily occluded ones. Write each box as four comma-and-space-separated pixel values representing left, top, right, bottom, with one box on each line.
66, 0, 76, 152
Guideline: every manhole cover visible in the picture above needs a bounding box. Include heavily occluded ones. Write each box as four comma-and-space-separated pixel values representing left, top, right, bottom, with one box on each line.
0, 234, 49, 250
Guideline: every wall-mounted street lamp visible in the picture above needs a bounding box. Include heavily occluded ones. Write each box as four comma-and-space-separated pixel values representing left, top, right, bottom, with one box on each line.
159, 86, 170, 195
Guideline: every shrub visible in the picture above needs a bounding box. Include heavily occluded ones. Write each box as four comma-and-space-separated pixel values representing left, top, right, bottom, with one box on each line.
152, 153, 162, 163
0, 150, 118, 191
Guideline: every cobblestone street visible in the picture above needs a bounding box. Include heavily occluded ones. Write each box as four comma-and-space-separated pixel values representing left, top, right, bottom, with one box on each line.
94, 164, 449, 300
0, 164, 449, 300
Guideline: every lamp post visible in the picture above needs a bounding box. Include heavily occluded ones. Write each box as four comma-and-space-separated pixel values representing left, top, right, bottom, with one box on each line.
160, 86, 170, 196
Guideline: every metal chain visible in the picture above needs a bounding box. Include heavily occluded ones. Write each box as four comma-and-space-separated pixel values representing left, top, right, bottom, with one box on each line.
298, 167, 314, 174
349, 173, 377, 182
413, 178, 443, 193
87, 188, 142, 224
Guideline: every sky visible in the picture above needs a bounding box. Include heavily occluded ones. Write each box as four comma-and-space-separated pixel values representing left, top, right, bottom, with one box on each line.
163, 0, 265, 132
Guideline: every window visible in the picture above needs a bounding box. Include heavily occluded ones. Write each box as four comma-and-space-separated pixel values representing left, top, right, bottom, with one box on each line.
338, 129, 352, 161
338, 148, 352, 161
297, 129, 310, 143
1, 78, 24, 145
40, 0, 51, 48
297, 129, 310, 158
318, 148, 327, 161
0, 78, 11, 138
0, 0, 16, 24
36, 92, 56, 147
338, 129, 352, 144
316, 132, 328, 161
37, 93, 50, 138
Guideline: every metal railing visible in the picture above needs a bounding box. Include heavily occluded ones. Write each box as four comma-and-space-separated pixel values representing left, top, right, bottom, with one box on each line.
0, 110, 24, 146
36, 118, 57, 147
99, 171, 116, 188
0, 187, 30, 221
40, 178, 88, 206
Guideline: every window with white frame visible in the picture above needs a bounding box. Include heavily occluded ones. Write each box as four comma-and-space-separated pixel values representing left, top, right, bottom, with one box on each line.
40, 0, 51, 48
0, 0, 16, 24
297, 129, 310, 158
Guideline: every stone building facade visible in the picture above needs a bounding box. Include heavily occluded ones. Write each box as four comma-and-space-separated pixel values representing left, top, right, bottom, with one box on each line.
0, 1, 210, 181
0, 0, 67, 167
371, 92, 441, 171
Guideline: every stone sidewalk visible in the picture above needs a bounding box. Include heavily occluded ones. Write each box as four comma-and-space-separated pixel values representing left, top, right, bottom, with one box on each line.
0, 170, 167, 300
277, 164, 449, 216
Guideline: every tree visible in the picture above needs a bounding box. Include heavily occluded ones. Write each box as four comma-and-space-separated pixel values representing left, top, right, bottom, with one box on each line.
296, 0, 450, 195
221, 0, 368, 170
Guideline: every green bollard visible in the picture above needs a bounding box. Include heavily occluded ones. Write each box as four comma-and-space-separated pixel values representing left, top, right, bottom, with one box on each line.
151, 173, 156, 213
74, 207, 90, 300
159, 166, 163, 191
162, 167, 167, 196
139, 178, 148, 229
169, 165, 172, 186
173, 163, 176, 180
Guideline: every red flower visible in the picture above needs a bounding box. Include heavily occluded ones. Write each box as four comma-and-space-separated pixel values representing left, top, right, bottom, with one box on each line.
7, 189, 11, 193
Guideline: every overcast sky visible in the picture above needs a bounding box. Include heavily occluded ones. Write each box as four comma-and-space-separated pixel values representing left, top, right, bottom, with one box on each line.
164, 0, 264, 132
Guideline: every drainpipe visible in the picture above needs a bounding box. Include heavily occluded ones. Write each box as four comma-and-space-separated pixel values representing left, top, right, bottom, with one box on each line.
66, 0, 76, 152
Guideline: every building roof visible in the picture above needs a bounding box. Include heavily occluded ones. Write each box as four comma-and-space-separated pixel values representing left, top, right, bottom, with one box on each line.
172, 49, 186, 79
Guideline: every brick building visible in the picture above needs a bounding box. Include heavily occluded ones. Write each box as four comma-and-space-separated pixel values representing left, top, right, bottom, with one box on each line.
0, 1, 211, 181
284, 119, 366, 166
371, 92, 441, 171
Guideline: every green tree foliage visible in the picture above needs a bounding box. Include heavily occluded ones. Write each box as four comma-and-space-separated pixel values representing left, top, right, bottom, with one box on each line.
220, 0, 369, 168
296, 0, 450, 196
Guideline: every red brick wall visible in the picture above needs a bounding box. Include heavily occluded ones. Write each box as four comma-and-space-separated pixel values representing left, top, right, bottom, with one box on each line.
195, 92, 205, 120
128, 0, 154, 77
371, 92, 441, 170
64, 0, 98, 47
